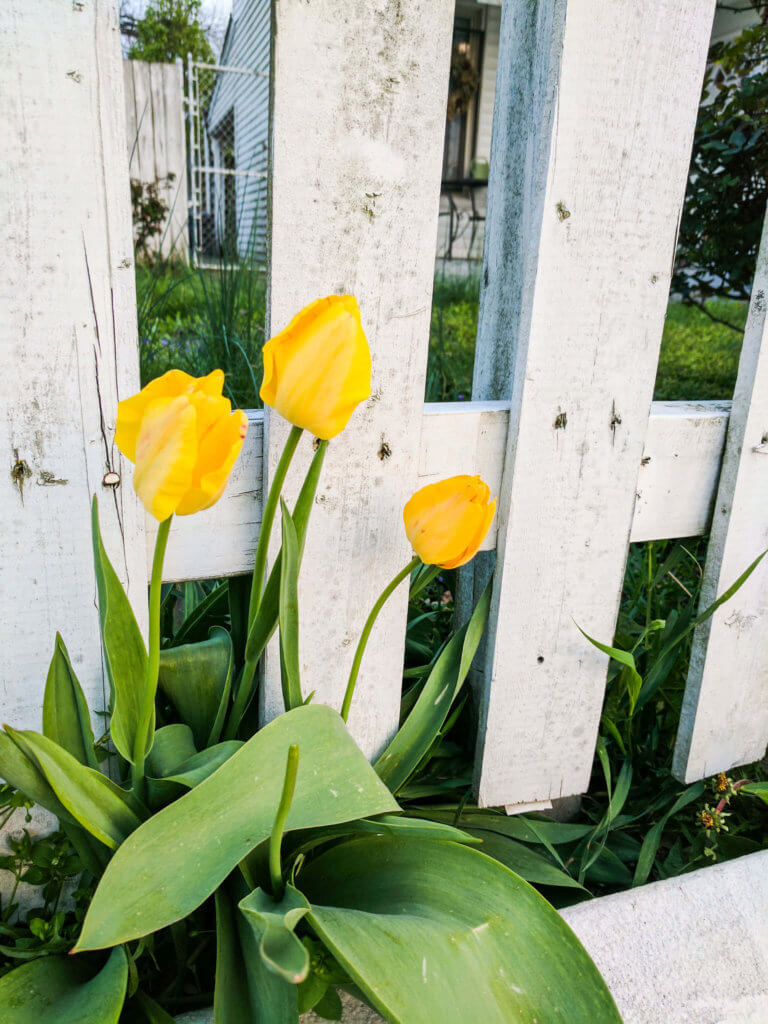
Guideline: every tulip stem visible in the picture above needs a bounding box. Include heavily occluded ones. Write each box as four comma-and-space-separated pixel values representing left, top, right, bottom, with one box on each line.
248, 425, 303, 628
132, 515, 172, 799
269, 744, 300, 902
340, 556, 421, 724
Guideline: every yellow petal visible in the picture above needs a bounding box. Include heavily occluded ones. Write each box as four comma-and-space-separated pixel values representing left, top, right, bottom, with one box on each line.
403, 476, 496, 569
133, 396, 198, 520
260, 295, 371, 439
176, 410, 248, 516
116, 370, 197, 463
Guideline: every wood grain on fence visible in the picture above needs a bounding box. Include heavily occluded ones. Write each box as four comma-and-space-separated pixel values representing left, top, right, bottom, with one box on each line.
123, 59, 188, 259
263, 0, 455, 758
148, 400, 730, 584
470, 0, 716, 809
673, 213, 768, 782
0, 0, 146, 729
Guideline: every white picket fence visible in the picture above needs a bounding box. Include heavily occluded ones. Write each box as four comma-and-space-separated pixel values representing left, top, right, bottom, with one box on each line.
2, 0, 767, 826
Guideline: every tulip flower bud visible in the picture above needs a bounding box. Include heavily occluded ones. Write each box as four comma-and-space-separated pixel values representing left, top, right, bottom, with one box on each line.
403, 475, 497, 569
260, 295, 371, 440
116, 369, 248, 521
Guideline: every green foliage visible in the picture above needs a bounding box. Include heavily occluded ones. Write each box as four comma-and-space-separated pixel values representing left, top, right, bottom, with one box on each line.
673, 20, 768, 305
427, 273, 747, 404
302, 836, 621, 1023
128, 0, 213, 64
130, 177, 174, 264
654, 299, 747, 399
136, 259, 266, 409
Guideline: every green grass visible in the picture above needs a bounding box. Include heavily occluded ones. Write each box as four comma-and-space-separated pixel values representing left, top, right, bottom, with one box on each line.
427, 278, 747, 403
136, 260, 266, 409
138, 260, 747, 407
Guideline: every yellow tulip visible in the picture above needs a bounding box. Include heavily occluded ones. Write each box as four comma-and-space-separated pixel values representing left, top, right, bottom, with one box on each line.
403, 475, 497, 569
115, 369, 248, 521
260, 295, 371, 440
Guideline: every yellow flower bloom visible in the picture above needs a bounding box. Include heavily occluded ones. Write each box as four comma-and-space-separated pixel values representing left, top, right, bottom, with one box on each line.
116, 369, 248, 521
260, 295, 371, 440
403, 475, 497, 569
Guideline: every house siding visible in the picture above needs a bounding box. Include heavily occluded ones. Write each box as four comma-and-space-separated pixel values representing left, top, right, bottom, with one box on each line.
474, 3, 500, 165
206, 0, 270, 259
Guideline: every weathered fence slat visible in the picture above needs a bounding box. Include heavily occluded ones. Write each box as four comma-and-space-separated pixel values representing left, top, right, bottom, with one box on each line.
471, 0, 715, 809
150, 401, 730, 584
0, 0, 146, 729
673, 212, 768, 782
263, 0, 455, 758
124, 59, 188, 258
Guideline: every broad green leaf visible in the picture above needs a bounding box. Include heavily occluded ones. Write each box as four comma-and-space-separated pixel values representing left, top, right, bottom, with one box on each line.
146, 724, 197, 777
375, 582, 491, 793
301, 836, 621, 1024
8, 729, 141, 849
147, 741, 242, 808
92, 496, 149, 764
239, 884, 311, 983
0, 946, 127, 1023
411, 806, 593, 845
468, 829, 586, 890
312, 988, 343, 1020
215, 883, 297, 1024
633, 781, 705, 887
279, 501, 302, 712
0, 730, 74, 824
158, 627, 232, 748
75, 705, 398, 950
43, 634, 98, 769
290, 813, 478, 859
742, 781, 768, 805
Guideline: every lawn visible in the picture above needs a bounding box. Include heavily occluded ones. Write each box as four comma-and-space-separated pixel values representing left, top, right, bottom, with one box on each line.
138, 260, 747, 406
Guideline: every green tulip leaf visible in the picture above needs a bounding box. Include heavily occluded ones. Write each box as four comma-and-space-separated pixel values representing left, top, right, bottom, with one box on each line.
0, 731, 74, 824
300, 836, 620, 1024
312, 987, 343, 1020
147, 740, 242, 809
215, 883, 297, 1024
467, 829, 586, 890
0, 947, 127, 1023
92, 497, 150, 765
146, 724, 197, 778
239, 884, 311, 983
289, 812, 478, 859
174, 582, 229, 646
43, 633, 99, 770
375, 582, 491, 793
158, 626, 233, 748
279, 501, 302, 712
7, 729, 141, 849
741, 781, 768, 805
75, 705, 398, 951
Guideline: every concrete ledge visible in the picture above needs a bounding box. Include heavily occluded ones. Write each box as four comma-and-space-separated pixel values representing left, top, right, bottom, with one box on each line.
177, 851, 768, 1024
562, 851, 768, 1024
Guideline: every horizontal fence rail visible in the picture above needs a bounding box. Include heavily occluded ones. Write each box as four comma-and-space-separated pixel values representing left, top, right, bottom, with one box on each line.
147, 399, 732, 583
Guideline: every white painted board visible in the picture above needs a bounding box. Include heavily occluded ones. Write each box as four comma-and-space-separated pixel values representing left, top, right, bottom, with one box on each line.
673, 215, 768, 781
471, 0, 715, 809
149, 400, 731, 583
0, 2, 146, 732
263, 0, 455, 759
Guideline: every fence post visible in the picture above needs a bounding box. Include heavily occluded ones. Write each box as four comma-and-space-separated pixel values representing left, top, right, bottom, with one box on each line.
471, 0, 715, 809
264, 0, 454, 757
0, 1, 146, 732
673, 211, 768, 782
